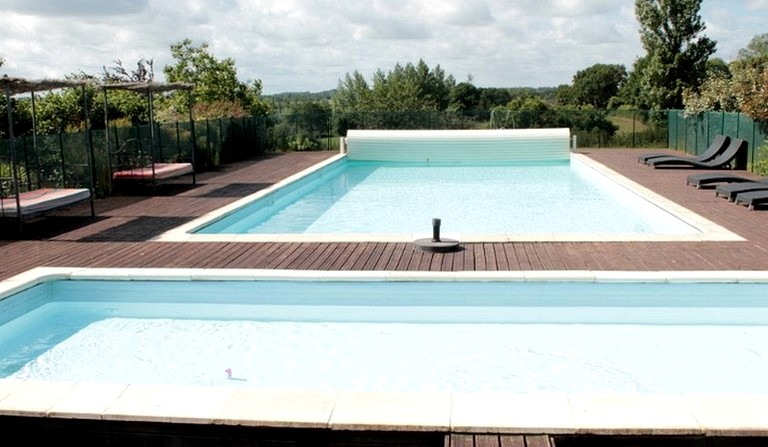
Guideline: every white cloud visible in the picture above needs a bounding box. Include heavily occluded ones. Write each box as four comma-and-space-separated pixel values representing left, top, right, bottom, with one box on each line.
0, 0, 148, 16
1, 0, 766, 94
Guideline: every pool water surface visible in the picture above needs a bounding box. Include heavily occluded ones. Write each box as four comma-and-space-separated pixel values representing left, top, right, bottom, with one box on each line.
3, 270, 768, 394
159, 154, 741, 243
193, 157, 697, 236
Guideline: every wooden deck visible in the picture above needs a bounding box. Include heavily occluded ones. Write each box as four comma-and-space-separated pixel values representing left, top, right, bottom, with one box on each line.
2, 148, 768, 281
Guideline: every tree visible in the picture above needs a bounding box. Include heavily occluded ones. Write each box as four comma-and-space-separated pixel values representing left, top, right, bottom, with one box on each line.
570, 63, 627, 109
448, 82, 481, 112
476, 88, 512, 110
554, 84, 575, 106
684, 34, 768, 120
733, 35, 768, 120
706, 58, 731, 79
331, 70, 373, 112
613, 57, 651, 109
635, 0, 716, 109
163, 38, 269, 118
737, 33, 768, 61
331, 60, 456, 112
101, 59, 156, 125
104, 58, 155, 83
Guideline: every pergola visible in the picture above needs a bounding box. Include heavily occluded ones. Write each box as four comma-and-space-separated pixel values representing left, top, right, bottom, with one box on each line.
99, 81, 197, 190
1, 75, 96, 234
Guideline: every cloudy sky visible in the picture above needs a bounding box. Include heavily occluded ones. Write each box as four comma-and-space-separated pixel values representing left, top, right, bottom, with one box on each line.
1, 0, 767, 95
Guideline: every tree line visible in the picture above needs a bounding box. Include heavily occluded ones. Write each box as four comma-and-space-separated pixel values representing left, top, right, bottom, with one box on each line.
2, 0, 766, 145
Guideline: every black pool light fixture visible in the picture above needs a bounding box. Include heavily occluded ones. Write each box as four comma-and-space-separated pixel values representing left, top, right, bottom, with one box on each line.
413, 218, 461, 253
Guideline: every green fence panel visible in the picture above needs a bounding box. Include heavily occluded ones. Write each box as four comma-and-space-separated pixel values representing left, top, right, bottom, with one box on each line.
667, 110, 768, 172
722, 113, 740, 141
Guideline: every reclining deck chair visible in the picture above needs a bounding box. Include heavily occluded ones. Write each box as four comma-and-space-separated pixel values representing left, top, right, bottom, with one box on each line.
646, 138, 747, 169
638, 134, 729, 165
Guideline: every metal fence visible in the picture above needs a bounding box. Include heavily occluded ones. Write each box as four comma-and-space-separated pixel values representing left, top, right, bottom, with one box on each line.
1, 109, 675, 197
269, 109, 669, 150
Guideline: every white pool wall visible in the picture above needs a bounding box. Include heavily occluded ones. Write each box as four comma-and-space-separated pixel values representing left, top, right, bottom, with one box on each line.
345, 129, 571, 163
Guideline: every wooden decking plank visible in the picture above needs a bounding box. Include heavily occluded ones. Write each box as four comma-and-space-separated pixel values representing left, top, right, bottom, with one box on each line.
292, 243, 331, 270
220, 242, 271, 267
327, 243, 354, 270
475, 435, 500, 447
250, 244, 289, 268
350, 242, 378, 270
361, 242, 388, 270
395, 244, 417, 271
474, 244, 488, 270
499, 435, 525, 447
523, 435, 551, 447
277, 243, 318, 269
449, 434, 474, 447
4, 149, 768, 279
440, 249, 456, 271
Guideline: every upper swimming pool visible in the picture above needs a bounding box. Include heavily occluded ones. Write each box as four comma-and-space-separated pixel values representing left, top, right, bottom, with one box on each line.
194, 157, 693, 235
158, 129, 740, 243
160, 154, 739, 243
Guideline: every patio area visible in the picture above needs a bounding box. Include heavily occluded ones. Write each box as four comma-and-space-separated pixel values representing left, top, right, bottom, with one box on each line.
2, 147, 768, 446
1, 148, 767, 280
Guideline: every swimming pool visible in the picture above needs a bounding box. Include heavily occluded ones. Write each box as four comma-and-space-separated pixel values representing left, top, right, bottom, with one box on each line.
3, 267, 768, 434
3, 268, 768, 393
159, 153, 740, 243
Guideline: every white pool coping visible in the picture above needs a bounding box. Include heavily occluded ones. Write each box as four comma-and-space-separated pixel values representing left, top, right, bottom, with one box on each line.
154, 153, 744, 243
2, 267, 768, 435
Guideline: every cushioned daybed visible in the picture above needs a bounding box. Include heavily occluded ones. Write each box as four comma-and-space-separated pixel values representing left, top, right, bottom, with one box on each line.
0, 188, 91, 217
112, 162, 195, 182
101, 81, 196, 193
1, 76, 96, 235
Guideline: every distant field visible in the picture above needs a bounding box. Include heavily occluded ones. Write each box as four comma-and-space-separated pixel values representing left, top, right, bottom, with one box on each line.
609, 113, 649, 134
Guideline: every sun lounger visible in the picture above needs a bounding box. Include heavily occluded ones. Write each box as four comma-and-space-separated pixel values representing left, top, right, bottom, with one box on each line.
638, 134, 729, 165
734, 190, 768, 210
686, 173, 767, 189
715, 179, 768, 202
647, 138, 747, 169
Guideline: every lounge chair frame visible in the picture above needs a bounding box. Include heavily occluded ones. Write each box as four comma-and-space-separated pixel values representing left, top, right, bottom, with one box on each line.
1, 76, 96, 236
715, 180, 768, 202
735, 190, 768, 210
639, 134, 729, 165
101, 82, 197, 194
686, 172, 764, 189
647, 138, 747, 170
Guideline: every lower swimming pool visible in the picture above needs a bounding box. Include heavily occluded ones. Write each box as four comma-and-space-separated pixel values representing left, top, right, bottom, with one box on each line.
2, 269, 768, 394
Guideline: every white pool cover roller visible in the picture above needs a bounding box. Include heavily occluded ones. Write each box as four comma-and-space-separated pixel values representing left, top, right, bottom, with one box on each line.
345, 128, 571, 163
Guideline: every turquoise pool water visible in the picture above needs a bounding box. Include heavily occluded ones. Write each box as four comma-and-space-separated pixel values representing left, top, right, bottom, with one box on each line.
193, 157, 698, 236
2, 277, 768, 393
